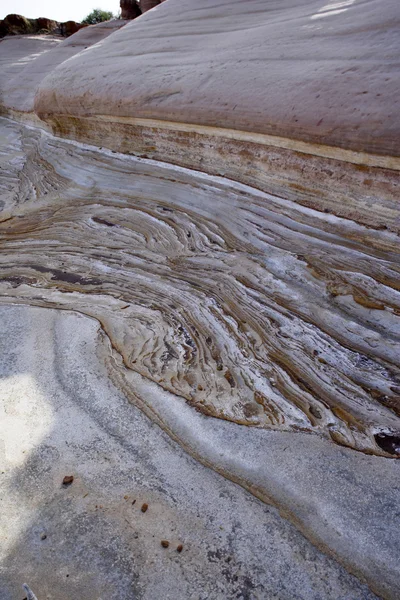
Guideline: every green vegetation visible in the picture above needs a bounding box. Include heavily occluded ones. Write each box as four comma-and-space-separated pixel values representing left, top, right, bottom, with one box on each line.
81, 8, 115, 24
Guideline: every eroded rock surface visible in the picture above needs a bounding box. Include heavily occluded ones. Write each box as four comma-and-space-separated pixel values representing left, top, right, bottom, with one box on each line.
0, 20, 127, 115
1, 119, 399, 458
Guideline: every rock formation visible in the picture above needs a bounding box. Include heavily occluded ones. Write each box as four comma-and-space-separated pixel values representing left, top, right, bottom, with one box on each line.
0, 1, 399, 599
0, 13, 35, 36
140, 0, 166, 12
59, 20, 86, 36
0, 13, 89, 38
120, 0, 142, 19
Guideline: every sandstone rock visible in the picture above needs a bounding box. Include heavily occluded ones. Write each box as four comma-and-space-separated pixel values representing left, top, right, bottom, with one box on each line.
0, 14, 34, 36
60, 21, 87, 37
0, 20, 127, 114
0, 1, 399, 598
35, 0, 400, 156
139, 0, 166, 12
0, 119, 399, 599
35, 17, 59, 33
120, 0, 142, 19
0, 302, 385, 600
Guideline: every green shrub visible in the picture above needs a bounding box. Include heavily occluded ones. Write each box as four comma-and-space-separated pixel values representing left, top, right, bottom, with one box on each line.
81, 8, 115, 24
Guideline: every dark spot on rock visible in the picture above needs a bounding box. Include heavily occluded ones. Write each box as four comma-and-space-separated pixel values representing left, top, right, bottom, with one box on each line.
92, 217, 115, 227
177, 544, 183, 553
243, 403, 259, 418
132, 499, 136, 505
141, 503, 148, 513
309, 406, 322, 419
224, 369, 236, 388
374, 433, 400, 456
161, 540, 169, 548
40, 533, 47, 540
207, 548, 224, 562
62, 475, 74, 486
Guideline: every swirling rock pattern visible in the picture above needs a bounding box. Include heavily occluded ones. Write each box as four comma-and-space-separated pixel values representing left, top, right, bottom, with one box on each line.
1, 118, 399, 458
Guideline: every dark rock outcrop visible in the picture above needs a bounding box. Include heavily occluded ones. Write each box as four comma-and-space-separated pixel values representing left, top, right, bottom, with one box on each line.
139, 0, 166, 13
60, 21, 87, 37
0, 14, 34, 36
0, 13, 59, 37
0, 13, 87, 38
36, 17, 59, 33
120, 0, 142, 19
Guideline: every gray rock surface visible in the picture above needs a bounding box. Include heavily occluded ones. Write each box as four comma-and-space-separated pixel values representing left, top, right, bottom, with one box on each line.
0, 305, 378, 600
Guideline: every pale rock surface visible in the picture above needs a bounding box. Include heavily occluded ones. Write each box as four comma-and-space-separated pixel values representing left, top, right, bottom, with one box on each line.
35, 0, 400, 156
0, 20, 128, 115
0, 304, 380, 600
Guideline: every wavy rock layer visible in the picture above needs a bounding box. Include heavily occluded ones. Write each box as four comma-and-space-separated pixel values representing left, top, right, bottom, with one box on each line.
1, 1, 400, 597
1, 118, 399, 457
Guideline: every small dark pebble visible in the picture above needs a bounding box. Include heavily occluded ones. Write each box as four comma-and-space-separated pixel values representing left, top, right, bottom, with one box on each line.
132, 499, 136, 505
177, 544, 183, 553
141, 503, 148, 513
62, 475, 74, 486
161, 540, 170, 548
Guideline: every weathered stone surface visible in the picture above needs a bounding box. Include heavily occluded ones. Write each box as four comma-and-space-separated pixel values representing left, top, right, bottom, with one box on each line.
59, 20, 86, 36
35, 17, 59, 33
35, 0, 400, 156
0, 20, 128, 115
0, 14, 60, 38
0, 304, 381, 600
0, 14, 34, 36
